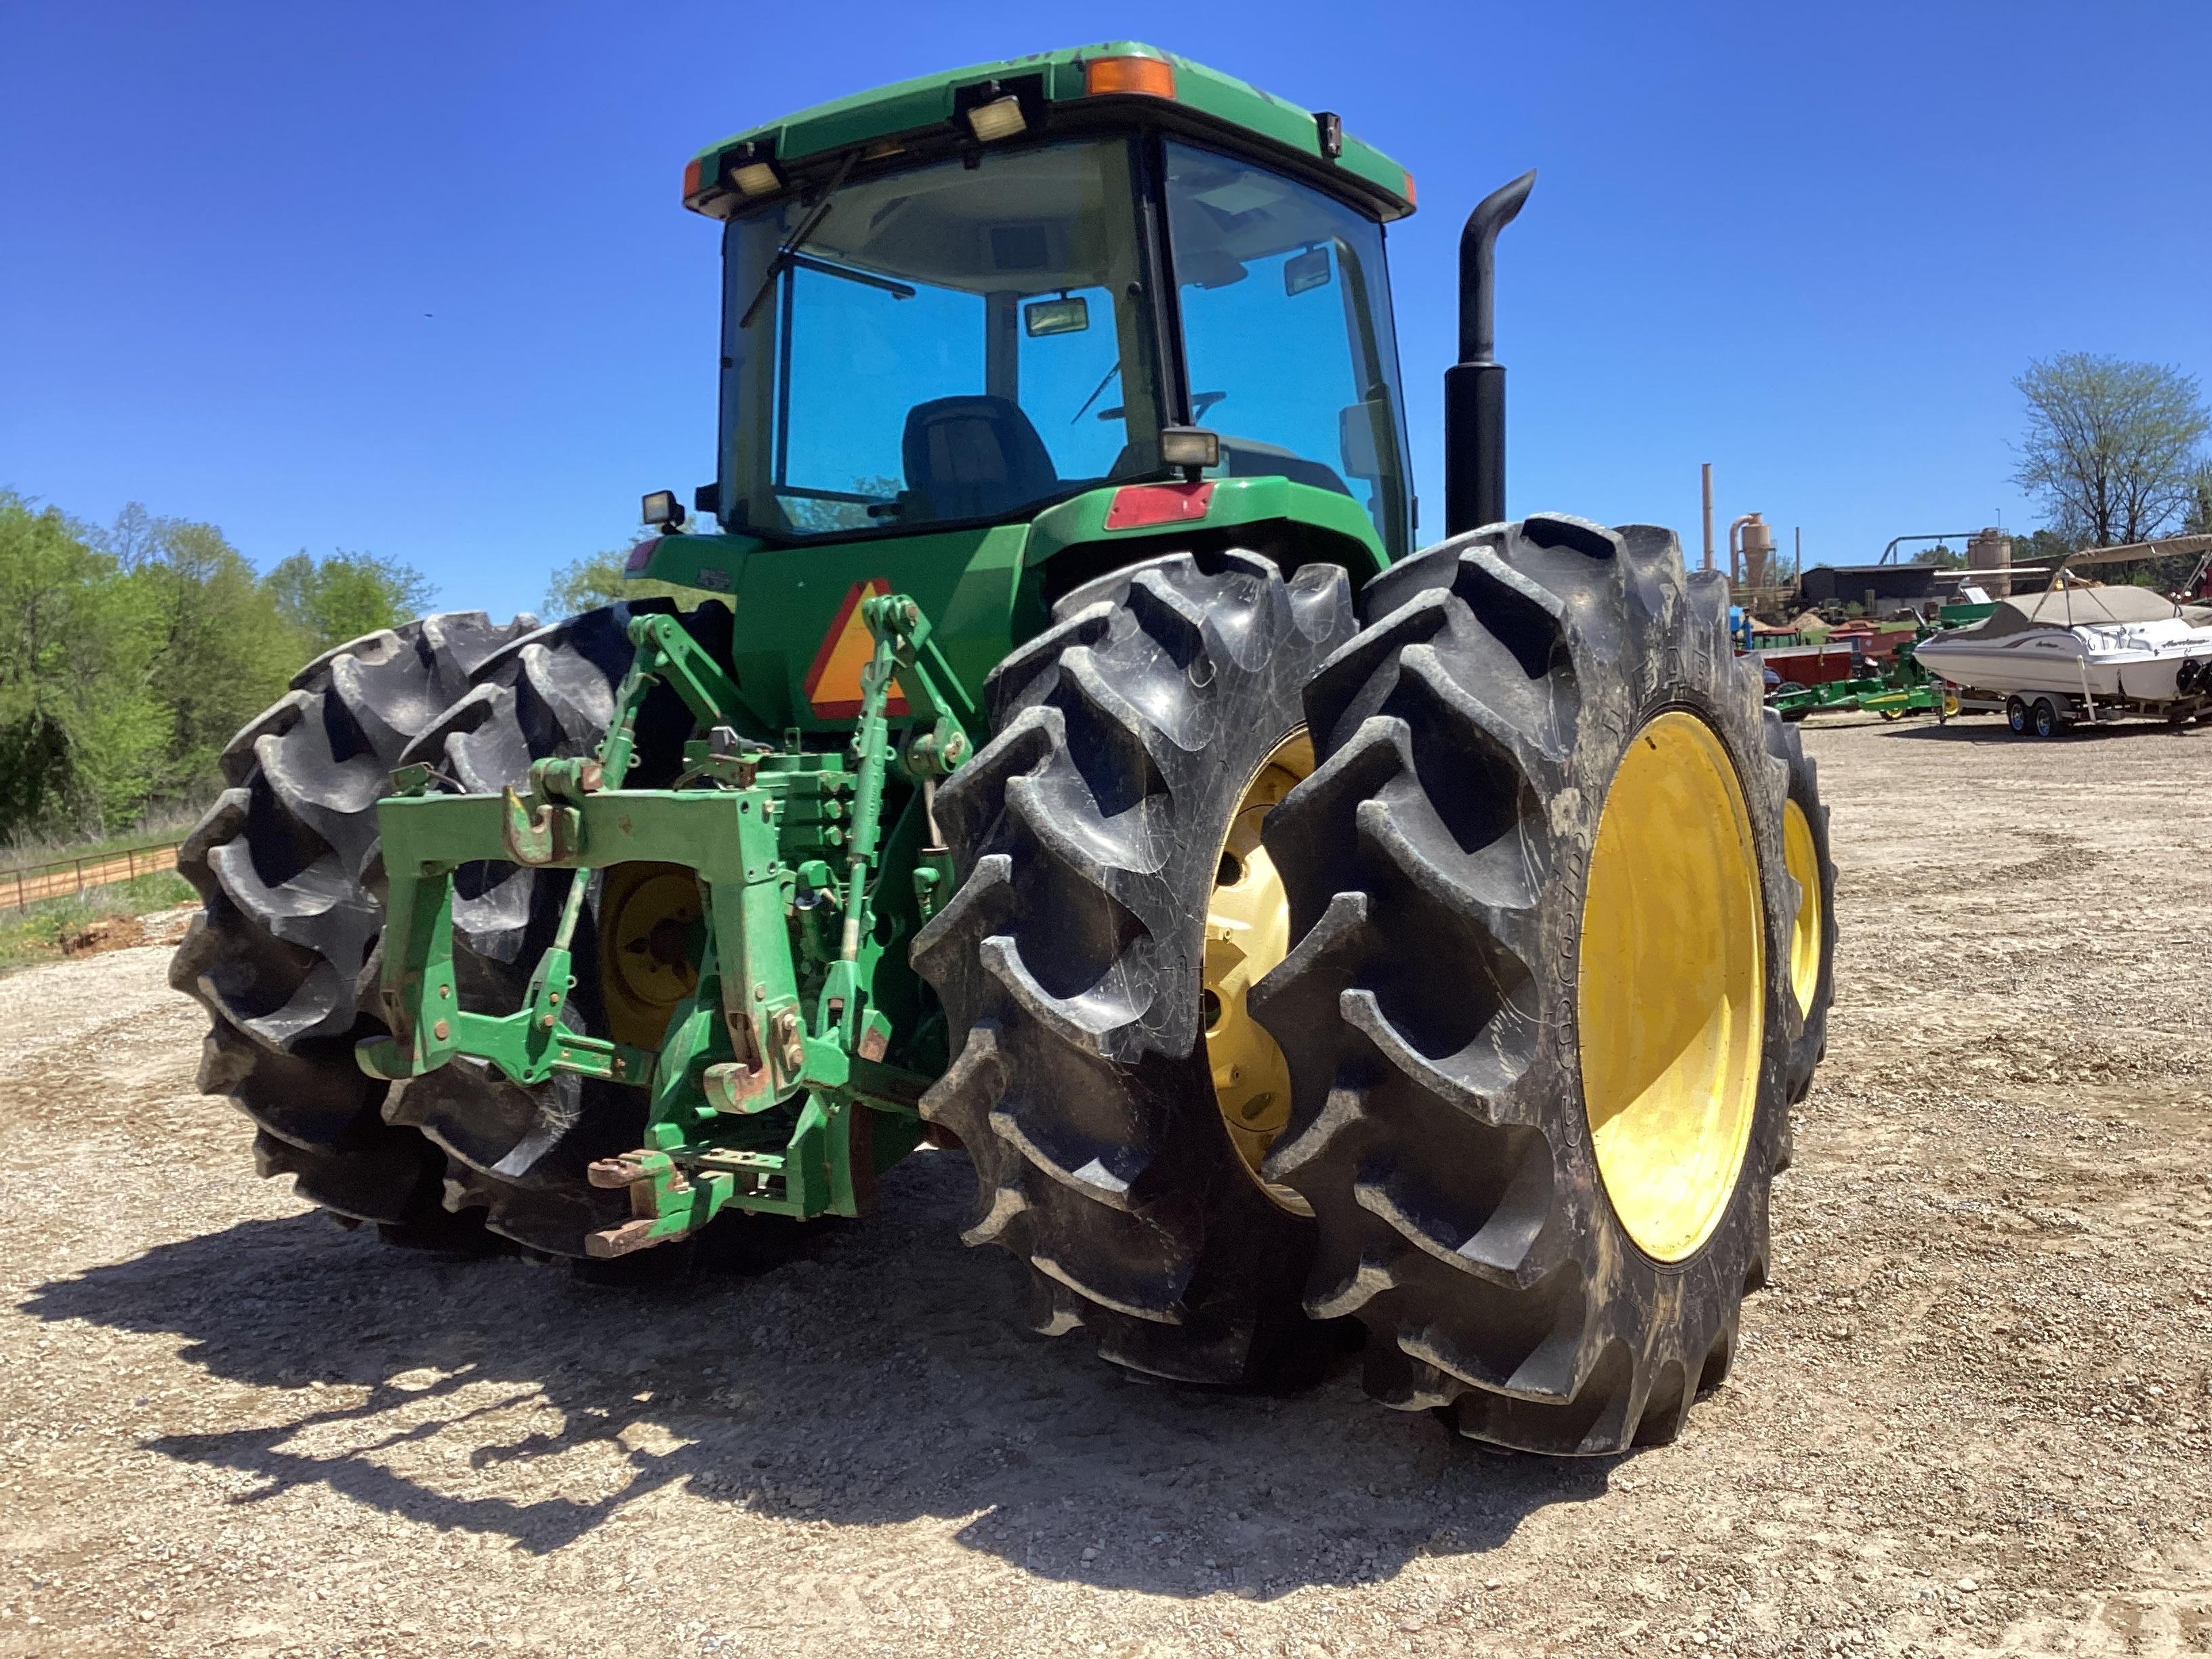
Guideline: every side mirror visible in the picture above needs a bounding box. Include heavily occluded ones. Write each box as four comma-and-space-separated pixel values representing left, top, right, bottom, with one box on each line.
1284, 245, 1332, 297
1338, 400, 1389, 482
1024, 295, 1090, 337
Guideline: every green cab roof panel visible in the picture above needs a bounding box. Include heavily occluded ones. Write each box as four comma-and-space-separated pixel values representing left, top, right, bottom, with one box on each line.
687, 43, 1414, 222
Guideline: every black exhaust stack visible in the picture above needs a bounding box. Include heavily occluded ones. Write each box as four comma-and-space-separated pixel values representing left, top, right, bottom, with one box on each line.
1443, 169, 1536, 537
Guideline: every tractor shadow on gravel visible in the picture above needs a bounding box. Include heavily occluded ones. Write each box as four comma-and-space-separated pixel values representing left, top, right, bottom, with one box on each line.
25, 1148, 1619, 1599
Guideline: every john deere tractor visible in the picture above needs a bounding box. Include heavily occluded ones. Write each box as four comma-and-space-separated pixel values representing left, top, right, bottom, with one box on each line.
172, 43, 1837, 1455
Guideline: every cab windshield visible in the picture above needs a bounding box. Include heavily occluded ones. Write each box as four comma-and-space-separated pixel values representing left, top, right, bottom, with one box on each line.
720, 139, 1164, 539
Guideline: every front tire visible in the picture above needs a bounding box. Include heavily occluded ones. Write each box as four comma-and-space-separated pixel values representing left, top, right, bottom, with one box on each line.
914, 550, 1357, 1386
1252, 516, 1795, 1454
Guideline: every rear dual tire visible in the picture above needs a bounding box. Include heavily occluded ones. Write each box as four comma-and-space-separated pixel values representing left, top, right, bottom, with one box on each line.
1250, 516, 1797, 1454
169, 614, 536, 1242
915, 550, 1358, 1387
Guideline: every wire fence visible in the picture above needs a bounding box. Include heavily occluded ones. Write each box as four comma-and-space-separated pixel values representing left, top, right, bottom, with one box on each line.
2, 842, 184, 911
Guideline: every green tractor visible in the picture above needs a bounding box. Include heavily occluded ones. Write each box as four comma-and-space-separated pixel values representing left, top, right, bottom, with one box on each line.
171, 43, 1837, 1456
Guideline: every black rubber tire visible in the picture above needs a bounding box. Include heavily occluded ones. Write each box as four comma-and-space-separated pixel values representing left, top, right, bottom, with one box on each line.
913, 550, 1359, 1387
1764, 710, 1838, 1174
2006, 695, 2030, 736
381, 600, 733, 1256
169, 613, 537, 1237
1251, 516, 1795, 1455
2032, 697, 2063, 739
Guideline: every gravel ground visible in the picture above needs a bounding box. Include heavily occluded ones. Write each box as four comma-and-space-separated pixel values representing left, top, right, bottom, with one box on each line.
2, 715, 2208, 1658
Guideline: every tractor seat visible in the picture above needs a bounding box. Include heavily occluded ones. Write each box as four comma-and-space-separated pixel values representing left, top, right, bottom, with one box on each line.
901, 396, 1059, 522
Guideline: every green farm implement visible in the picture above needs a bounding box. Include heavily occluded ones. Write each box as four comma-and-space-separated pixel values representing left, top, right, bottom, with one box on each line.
173, 43, 1837, 1454
1768, 635, 1961, 722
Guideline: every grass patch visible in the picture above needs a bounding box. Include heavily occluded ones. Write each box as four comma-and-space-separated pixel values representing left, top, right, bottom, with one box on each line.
0, 870, 196, 974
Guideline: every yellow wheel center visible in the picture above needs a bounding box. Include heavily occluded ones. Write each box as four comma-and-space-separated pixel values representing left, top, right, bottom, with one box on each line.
1576, 712, 1764, 1263
1204, 730, 1313, 1215
599, 863, 703, 1052
1782, 798, 1822, 1019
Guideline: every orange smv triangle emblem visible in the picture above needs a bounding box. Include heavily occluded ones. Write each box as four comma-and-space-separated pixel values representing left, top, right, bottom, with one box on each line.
802, 578, 909, 720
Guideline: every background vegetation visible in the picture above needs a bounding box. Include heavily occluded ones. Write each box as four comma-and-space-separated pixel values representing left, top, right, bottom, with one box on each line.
0, 493, 431, 847
7, 353, 2208, 860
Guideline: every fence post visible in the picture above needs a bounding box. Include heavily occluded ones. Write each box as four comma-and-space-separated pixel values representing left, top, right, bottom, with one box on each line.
128, 848, 137, 880
76, 857, 85, 896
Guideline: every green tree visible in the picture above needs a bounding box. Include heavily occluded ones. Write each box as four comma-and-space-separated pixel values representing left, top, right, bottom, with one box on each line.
2184, 464, 2212, 537
266, 550, 434, 652
125, 516, 300, 800
1910, 543, 1965, 569
2012, 353, 2211, 548
544, 544, 691, 617
0, 495, 162, 836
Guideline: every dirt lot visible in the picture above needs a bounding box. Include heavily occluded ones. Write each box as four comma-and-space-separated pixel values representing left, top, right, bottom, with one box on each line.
2, 716, 2207, 1658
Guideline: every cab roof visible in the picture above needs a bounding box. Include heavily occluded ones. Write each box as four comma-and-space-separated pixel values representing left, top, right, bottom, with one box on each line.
683, 43, 1415, 225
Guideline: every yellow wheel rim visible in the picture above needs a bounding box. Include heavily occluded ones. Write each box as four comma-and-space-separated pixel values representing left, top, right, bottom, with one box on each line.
1204, 731, 1313, 1215
1576, 712, 1764, 1263
599, 862, 703, 1052
1781, 798, 1822, 1019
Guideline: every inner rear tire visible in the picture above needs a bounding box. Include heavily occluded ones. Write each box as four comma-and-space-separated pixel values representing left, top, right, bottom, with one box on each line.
914, 550, 1357, 1387
1252, 516, 1795, 1454
1766, 711, 1837, 1174
382, 600, 733, 1256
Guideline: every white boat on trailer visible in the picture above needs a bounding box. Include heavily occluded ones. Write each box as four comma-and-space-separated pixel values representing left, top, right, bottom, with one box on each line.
1912, 535, 2212, 737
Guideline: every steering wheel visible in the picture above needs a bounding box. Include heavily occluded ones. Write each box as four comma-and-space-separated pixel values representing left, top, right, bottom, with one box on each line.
1097, 390, 1229, 423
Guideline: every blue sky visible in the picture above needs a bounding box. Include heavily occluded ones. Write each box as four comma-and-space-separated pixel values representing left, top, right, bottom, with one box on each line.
4, 1, 2207, 621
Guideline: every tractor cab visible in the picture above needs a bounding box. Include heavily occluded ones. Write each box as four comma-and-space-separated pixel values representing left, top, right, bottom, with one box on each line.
687, 45, 1419, 563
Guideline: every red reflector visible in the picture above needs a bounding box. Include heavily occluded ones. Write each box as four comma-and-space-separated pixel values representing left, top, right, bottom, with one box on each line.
1105, 482, 1213, 530
625, 537, 661, 573
682, 158, 703, 201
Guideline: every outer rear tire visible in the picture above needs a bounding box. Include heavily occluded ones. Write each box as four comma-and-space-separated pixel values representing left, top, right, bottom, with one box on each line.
914, 550, 1357, 1386
169, 614, 536, 1236
1252, 516, 1794, 1454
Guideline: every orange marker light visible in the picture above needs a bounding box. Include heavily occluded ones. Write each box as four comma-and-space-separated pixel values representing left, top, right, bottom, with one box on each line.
683, 158, 703, 202
1084, 56, 1176, 99
1401, 170, 1418, 208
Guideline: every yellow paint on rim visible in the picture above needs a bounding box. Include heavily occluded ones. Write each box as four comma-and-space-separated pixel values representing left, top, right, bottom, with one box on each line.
599, 862, 703, 1052
1203, 730, 1314, 1216
1781, 798, 1822, 1019
1576, 711, 1764, 1263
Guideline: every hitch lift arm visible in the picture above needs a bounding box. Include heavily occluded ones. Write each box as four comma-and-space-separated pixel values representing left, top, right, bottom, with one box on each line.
357, 596, 972, 1254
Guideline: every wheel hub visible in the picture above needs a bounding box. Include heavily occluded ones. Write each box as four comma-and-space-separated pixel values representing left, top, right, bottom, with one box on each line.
599, 863, 703, 1051
1204, 731, 1313, 1215
1576, 711, 1764, 1263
